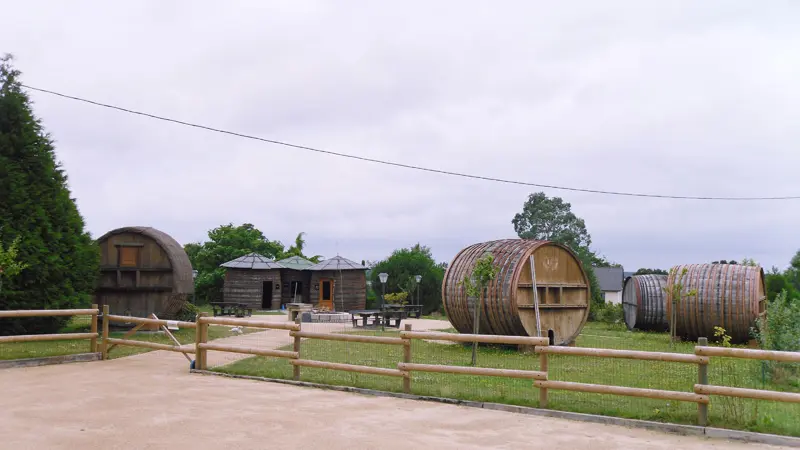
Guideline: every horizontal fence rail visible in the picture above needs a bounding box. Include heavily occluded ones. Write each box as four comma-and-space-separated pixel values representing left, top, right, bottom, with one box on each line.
398, 362, 547, 380
694, 384, 800, 403
0, 308, 98, 318
0, 306, 100, 356
106, 314, 196, 329
199, 343, 298, 359
537, 346, 709, 364
105, 338, 195, 354
0, 332, 98, 344
199, 316, 300, 331
291, 359, 408, 378
534, 380, 710, 404
695, 346, 800, 363
290, 330, 406, 346
400, 331, 549, 346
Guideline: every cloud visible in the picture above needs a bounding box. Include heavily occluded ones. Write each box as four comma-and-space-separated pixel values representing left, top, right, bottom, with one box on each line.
3, 0, 800, 272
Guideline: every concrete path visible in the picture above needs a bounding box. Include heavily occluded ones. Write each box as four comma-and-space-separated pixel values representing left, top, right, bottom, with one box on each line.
0, 355, 790, 449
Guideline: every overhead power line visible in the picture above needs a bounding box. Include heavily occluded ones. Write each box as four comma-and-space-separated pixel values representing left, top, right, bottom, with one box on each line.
20, 84, 800, 201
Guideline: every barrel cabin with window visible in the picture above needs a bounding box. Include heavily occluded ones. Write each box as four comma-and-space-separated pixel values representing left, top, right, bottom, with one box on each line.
94, 226, 194, 320
219, 254, 367, 311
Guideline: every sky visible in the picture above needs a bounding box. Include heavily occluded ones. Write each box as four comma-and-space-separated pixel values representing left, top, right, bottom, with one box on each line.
3, 1, 800, 271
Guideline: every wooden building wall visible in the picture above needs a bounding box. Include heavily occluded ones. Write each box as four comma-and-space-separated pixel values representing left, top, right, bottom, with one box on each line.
222, 269, 282, 310
309, 270, 366, 311
95, 231, 180, 318
280, 269, 312, 306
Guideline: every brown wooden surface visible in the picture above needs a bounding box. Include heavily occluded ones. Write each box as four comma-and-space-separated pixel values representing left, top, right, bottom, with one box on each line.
90, 304, 99, 353
534, 380, 709, 404
695, 345, 800, 362
694, 384, 800, 403
309, 270, 366, 312
400, 330, 549, 346
0, 332, 98, 344
666, 263, 766, 344
106, 314, 196, 329
536, 346, 709, 364
0, 309, 98, 318
199, 317, 300, 330
622, 274, 669, 332
105, 338, 195, 353
94, 227, 194, 320
291, 359, 408, 378
199, 343, 298, 359
442, 239, 590, 345
398, 363, 547, 380
290, 330, 405, 345
222, 268, 282, 310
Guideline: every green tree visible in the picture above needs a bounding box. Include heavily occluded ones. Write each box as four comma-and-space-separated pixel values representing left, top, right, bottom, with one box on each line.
512, 192, 608, 307
369, 244, 446, 314
634, 268, 668, 276
459, 252, 498, 365
185, 223, 286, 304
0, 55, 100, 335
283, 232, 323, 263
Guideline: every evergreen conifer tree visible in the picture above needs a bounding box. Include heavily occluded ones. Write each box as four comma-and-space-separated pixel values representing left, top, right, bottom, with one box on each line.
0, 54, 99, 335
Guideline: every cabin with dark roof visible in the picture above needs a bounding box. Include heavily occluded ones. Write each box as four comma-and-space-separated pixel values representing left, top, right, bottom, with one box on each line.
94, 226, 194, 319
219, 254, 368, 311
221, 253, 284, 310
307, 256, 368, 312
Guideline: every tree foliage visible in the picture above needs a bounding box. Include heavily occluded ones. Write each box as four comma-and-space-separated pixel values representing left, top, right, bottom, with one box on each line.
634, 268, 668, 276
512, 192, 609, 307
368, 244, 446, 314
0, 55, 100, 335
185, 223, 320, 304
0, 236, 27, 292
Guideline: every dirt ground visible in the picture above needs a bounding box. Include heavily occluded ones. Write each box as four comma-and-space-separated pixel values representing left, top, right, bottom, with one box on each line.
0, 349, 791, 450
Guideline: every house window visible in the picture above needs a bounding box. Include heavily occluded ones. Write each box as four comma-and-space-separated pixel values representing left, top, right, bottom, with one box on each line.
119, 246, 139, 267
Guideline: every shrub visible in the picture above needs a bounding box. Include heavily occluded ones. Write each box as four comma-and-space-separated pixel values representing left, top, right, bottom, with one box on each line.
753, 290, 800, 386
175, 302, 200, 322
589, 301, 623, 324
383, 292, 409, 305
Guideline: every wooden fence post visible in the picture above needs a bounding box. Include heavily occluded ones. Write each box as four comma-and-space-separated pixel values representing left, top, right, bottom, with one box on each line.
101, 305, 110, 360
403, 324, 412, 394
293, 316, 302, 381
196, 312, 208, 370
90, 304, 98, 353
539, 344, 549, 408
697, 337, 709, 426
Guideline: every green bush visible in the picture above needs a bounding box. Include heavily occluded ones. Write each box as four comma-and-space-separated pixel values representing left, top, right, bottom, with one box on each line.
589, 301, 623, 324
175, 302, 200, 322
753, 290, 800, 386
383, 292, 409, 305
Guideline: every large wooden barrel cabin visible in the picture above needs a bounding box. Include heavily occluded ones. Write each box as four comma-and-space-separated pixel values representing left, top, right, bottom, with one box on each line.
94, 226, 194, 320
442, 239, 591, 346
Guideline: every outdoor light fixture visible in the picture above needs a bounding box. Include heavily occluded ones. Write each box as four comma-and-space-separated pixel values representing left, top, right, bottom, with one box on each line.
415, 275, 422, 283
378, 272, 388, 284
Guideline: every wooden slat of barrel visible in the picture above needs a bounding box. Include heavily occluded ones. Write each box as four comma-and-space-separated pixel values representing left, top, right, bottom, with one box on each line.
666, 263, 765, 344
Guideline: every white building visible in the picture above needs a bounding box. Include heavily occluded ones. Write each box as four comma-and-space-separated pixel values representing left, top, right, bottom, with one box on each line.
593, 266, 625, 305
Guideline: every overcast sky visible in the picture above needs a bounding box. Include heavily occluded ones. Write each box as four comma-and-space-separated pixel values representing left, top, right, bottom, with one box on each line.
3, 1, 800, 271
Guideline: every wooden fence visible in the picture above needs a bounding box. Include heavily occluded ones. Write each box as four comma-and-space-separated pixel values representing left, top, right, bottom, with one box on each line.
0, 306, 100, 354
2, 308, 800, 430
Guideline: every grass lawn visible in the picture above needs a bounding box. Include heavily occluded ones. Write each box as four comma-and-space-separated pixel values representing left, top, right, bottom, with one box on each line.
214, 321, 800, 437
0, 317, 261, 361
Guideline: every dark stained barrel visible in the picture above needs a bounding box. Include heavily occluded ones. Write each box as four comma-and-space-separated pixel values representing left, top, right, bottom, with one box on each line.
622, 274, 669, 332
442, 239, 591, 346
665, 263, 766, 344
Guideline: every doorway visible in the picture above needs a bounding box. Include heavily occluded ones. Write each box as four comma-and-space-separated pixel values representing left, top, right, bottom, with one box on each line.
290, 281, 303, 303
262, 281, 273, 309
319, 279, 334, 310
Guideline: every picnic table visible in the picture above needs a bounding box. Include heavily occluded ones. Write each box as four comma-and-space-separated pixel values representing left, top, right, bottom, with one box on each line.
349, 309, 405, 328
210, 302, 253, 318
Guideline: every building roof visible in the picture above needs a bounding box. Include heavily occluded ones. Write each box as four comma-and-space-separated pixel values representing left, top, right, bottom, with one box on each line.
220, 253, 285, 270
307, 255, 368, 271
276, 256, 315, 270
97, 226, 194, 294
593, 266, 625, 292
